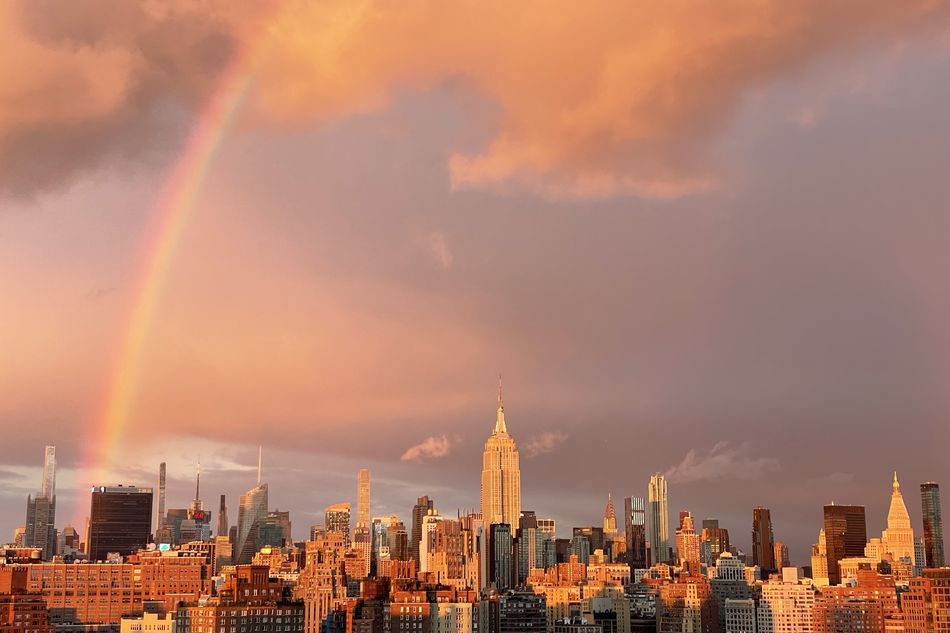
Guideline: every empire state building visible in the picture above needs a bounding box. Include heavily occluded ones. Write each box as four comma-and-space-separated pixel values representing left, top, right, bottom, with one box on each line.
481, 379, 522, 528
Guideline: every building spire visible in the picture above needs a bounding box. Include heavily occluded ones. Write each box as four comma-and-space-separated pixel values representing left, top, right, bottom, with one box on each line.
495, 374, 507, 434
893, 471, 900, 491
257, 445, 262, 485
195, 457, 201, 502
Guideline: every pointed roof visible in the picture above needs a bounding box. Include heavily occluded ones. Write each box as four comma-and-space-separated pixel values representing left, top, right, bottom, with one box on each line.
886, 471, 911, 530
604, 493, 616, 520
495, 374, 507, 434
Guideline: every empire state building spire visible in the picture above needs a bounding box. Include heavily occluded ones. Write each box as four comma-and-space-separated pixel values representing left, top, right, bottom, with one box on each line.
495, 374, 507, 434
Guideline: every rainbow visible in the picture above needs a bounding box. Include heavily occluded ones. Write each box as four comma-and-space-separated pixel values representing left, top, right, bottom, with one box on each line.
85, 35, 265, 492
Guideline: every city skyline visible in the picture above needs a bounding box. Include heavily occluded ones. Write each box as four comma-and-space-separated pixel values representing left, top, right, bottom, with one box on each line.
4, 0, 950, 582
6, 413, 945, 571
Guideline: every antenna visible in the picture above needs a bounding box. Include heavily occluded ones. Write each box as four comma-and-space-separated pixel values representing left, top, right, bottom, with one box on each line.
257, 445, 262, 485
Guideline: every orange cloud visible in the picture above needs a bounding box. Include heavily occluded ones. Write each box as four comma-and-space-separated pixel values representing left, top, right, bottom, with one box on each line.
251, 0, 950, 197
2, 0, 949, 197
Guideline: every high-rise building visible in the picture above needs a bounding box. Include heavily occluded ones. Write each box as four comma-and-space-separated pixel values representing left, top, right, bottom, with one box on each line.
881, 472, 915, 564
235, 447, 268, 564
87, 485, 153, 561
325, 503, 352, 546
481, 378, 522, 529
773, 541, 790, 569
700, 518, 730, 566
357, 469, 371, 529
603, 494, 617, 536
811, 528, 830, 586
823, 504, 867, 586
920, 482, 945, 568
24, 446, 56, 560
647, 473, 670, 564
624, 496, 647, 569
217, 495, 229, 539
675, 511, 701, 568
752, 507, 776, 573
410, 495, 434, 565
489, 523, 513, 591
157, 462, 166, 533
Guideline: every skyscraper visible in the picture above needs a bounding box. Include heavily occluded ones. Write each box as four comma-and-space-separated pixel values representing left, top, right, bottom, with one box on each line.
87, 485, 153, 561
823, 504, 867, 586
675, 511, 700, 568
648, 473, 670, 564
357, 469, 371, 529
40, 446, 55, 499
700, 518, 730, 566
882, 472, 915, 563
603, 494, 617, 536
235, 447, 268, 564
325, 503, 352, 546
157, 462, 166, 533
24, 446, 56, 560
481, 378, 522, 529
921, 482, 945, 568
410, 495, 434, 565
752, 507, 776, 572
217, 494, 229, 539
624, 496, 647, 569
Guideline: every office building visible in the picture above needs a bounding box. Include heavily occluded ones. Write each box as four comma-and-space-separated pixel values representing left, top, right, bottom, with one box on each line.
357, 469, 371, 528
217, 495, 228, 539
481, 378, 522, 529
752, 507, 775, 573
624, 497, 647, 569
823, 504, 867, 586
325, 503, 352, 547
235, 448, 268, 564
920, 482, 945, 568
23, 446, 56, 560
881, 473, 915, 563
411, 495, 434, 565
87, 485, 153, 561
647, 474, 669, 564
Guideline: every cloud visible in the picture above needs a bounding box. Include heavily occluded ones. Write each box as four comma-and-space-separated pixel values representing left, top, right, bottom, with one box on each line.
524, 431, 568, 458
400, 435, 454, 461
3, 1, 949, 197
664, 441, 779, 484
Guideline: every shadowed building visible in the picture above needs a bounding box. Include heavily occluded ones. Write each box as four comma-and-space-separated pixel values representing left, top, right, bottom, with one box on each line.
823, 504, 867, 586
87, 485, 153, 561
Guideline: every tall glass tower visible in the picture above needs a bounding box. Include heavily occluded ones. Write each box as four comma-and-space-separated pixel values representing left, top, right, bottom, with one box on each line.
648, 473, 670, 564
921, 482, 945, 568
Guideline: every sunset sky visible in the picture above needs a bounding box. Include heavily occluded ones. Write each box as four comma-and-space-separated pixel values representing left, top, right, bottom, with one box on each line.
2, 1, 950, 562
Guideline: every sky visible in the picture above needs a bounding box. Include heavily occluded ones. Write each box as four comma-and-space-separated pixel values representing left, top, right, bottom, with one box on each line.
2, 1, 950, 563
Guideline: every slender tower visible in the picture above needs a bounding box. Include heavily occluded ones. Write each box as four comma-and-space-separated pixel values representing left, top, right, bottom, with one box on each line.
480, 376, 522, 529
217, 495, 229, 539
157, 462, 167, 531
190, 459, 202, 513
648, 473, 670, 564
357, 469, 371, 528
41, 446, 56, 499
25, 445, 57, 560
921, 482, 945, 568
